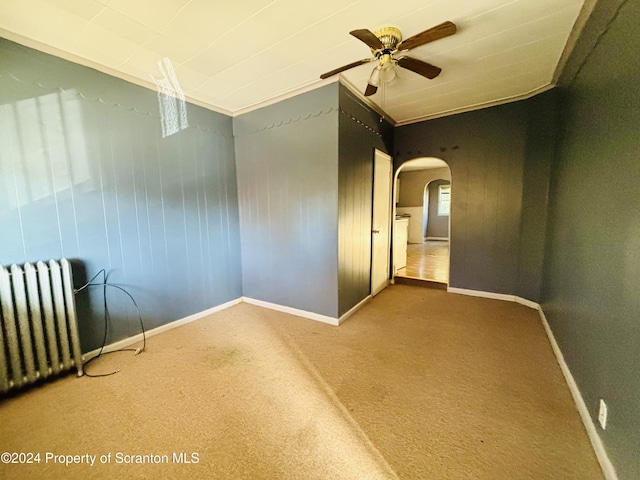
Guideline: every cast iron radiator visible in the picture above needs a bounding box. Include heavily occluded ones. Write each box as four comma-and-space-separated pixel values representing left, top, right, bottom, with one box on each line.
0, 258, 83, 393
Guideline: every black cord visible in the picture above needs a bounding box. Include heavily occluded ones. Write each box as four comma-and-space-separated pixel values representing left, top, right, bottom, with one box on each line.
75, 271, 147, 377
74, 269, 106, 294
75, 270, 109, 367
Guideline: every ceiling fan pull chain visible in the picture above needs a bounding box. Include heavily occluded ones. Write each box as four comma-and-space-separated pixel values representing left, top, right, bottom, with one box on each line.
380, 80, 386, 123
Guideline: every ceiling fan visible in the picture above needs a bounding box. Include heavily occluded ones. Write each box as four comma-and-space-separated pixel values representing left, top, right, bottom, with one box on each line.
320, 21, 457, 96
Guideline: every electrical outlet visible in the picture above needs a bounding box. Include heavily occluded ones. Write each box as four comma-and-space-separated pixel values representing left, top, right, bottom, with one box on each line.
598, 399, 608, 429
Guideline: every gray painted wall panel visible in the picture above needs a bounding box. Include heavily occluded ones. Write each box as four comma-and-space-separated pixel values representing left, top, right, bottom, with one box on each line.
0, 39, 242, 352
234, 85, 340, 318
337, 86, 393, 316
517, 91, 558, 301
395, 102, 529, 296
544, 0, 640, 477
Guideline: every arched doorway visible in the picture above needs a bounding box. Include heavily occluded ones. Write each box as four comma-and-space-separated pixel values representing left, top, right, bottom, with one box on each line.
392, 157, 451, 285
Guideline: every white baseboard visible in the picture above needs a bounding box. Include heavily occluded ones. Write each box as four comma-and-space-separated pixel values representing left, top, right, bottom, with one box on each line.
446, 286, 540, 310
538, 308, 619, 480
241, 297, 340, 326
78, 284, 617, 479
447, 286, 515, 302
426, 236, 449, 241
82, 294, 374, 362
338, 295, 371, 325
514, 296, 540, 309
82, 297, 242, 361
447, 285, 617, 478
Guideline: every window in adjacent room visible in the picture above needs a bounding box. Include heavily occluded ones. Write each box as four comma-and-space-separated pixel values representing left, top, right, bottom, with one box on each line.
437, 185, 450, 216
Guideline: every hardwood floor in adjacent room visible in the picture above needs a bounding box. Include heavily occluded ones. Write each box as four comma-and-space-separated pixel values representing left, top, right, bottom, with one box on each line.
396, 240, 449, 283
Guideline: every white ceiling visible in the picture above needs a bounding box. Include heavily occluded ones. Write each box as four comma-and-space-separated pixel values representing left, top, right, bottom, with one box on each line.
0, 0, 586, 125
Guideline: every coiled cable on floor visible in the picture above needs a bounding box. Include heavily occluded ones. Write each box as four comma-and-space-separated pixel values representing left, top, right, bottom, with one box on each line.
75, 270, 146, 377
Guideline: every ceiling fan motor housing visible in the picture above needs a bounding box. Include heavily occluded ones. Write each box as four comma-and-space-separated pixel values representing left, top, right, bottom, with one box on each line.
372, 26, 402, 51
319, 21, 455, 96
371, 26, 402, 82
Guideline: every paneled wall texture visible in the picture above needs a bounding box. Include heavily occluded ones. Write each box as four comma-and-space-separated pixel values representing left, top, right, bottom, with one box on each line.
544, 0, 640, 477
1, 7, 637, 477
395, 98, 553, 301
0, 6, 640, 479
234, 86, 340, 318
234, 84, 393, 319
0, 39, 242, 351
338, 86, 393, 317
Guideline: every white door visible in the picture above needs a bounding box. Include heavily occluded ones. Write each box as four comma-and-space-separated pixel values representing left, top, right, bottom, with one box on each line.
371, 149, 392, 296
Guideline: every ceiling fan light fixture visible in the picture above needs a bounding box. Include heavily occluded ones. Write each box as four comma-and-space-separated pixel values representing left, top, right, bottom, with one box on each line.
319, 21, 457, 97
380, 60, 396, 83
368, 66, 382, 87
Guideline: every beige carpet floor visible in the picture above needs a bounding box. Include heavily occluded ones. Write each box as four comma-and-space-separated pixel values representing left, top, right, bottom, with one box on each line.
0, 285, 603, 479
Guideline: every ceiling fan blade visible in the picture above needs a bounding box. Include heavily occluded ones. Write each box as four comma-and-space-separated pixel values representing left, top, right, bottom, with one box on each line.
397, 57, 442, 79
397, 21, 457, 51
364, 84, 378, 97
320, 58, 372, 79
350, 29, 385, 50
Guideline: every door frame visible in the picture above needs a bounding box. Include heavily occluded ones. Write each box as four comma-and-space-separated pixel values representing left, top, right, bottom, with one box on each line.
370, 149, 393, 296
392, 158, 452, 283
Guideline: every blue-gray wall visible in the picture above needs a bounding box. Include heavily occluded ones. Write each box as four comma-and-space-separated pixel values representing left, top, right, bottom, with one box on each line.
394, 98, 550, 301
5, 18, 636, 477
234, 85, 340, 318
338, 85, 393, 316
543, 0, 640, 478
518, 91, 558, 302
234, 84, 393, 319
0, 39, 242, 352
